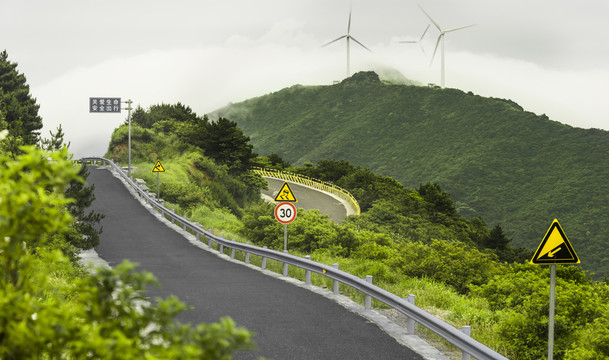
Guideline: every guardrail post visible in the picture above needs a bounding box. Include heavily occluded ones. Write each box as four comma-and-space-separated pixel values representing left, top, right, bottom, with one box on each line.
365, 275, 373, 310
283, 250, 289, 276
261, 246, 268, 270
231, 240, 236, 260
207, 229, 213, 248
305, 255, 311, 285
245, 243, 251, 264
406, 295, 416, 335
219, 235, 224, 255
170, 209, 175, 224
332, 263, 340, 294
461, 326, 472, 360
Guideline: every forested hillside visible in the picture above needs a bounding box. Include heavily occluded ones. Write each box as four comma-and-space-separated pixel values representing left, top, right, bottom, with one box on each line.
101, 102, 609, 359
212, 71, 609, 278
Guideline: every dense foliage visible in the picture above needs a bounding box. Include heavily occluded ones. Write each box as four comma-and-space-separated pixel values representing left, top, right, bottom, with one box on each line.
213, 71, 609, 278
0, 141, 253, 359
41, 124, 105, 253
106, 103, 265, 217
242, 158, 528, 291
0, 57, 254, 358
0, 50, 43, 157
237, 158, 609, 359
102, 98, 609, 359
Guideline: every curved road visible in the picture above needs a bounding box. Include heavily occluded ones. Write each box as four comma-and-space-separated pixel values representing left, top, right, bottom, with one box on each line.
88, 166, 428, 360
262, 178, 351, 222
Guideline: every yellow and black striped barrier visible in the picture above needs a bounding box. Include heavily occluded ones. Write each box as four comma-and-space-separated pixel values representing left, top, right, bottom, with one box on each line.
252, 167, 360, 216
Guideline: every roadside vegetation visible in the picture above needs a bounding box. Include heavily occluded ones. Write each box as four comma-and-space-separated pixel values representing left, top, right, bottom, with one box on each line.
0, 51, 252, 359
3, 47, 608, 359
109, 102, 609, 360
213, 71, 609, 280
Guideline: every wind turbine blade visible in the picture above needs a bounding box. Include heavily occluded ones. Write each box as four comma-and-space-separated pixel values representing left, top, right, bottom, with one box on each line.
322, 35, 347, 47
418, 4, 442, 32
350, 36, 372, 52
430, 35, 441, 65
347, 9, 352, 34
419, 24, 431, 41
445, 24, 477, 33
399, 40, 417, 43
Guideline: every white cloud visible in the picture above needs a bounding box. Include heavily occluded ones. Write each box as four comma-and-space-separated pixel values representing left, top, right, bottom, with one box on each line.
33, 13, 609, 158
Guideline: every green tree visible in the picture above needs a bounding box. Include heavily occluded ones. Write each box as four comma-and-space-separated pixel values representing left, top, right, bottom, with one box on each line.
0, 143, 254, 359
417, 182, 457, 221
64, 164, 105, 250
201, 117, 257, 174
485, 224, 510, 250
0, 50, 43, 151
39, 124, 70, 151
39, 125, 105, 252
132, 103, 198, 130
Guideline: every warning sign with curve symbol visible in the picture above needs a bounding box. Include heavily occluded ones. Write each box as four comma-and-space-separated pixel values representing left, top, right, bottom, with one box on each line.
152, 160, 166, 173
274, 182, 297, 203
530, 219, 580, 265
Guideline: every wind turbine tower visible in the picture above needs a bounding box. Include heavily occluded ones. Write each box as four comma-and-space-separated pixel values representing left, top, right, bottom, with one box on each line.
322, 8, 371, 78
418, 4, 476, 87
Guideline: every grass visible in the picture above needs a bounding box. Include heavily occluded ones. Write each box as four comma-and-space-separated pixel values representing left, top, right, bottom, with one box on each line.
123, 160, 507, 358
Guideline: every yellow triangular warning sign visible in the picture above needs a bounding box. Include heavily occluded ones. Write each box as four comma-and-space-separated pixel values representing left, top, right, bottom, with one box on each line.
274, 182, 297, 202
531, 219, 580, 265
152, 160, 165, 173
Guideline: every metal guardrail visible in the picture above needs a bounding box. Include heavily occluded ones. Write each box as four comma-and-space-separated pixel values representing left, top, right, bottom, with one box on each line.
81, 157, 509, 360
252, 167, 361, 215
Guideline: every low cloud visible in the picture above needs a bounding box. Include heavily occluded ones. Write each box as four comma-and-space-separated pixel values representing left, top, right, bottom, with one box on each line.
35, 22, 608, 158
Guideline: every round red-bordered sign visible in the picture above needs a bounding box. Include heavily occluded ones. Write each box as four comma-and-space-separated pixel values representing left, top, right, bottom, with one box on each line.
275, 202, 297, 224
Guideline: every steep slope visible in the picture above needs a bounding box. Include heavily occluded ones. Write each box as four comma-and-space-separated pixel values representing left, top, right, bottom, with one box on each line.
212, 71, 609, 277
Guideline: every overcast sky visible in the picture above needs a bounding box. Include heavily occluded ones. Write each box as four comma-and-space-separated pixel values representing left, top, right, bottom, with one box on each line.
2, 0, 608, 158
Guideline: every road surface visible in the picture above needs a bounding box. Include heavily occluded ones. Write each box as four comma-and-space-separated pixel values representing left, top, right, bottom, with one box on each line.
87, 166, 431, 360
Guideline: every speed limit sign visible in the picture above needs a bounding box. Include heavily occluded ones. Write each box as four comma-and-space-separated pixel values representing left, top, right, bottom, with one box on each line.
275, 202, 297, 224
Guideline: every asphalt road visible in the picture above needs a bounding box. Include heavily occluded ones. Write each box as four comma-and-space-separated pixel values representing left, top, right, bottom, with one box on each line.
88, 166, 426, 360
262, 178, 351, 222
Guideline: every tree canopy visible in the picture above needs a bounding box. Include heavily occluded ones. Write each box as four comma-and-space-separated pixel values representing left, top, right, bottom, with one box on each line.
0, 50, 42, 155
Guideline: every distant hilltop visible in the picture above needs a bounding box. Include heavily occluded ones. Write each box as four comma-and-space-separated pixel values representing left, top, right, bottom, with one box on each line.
212, 71, 609, 278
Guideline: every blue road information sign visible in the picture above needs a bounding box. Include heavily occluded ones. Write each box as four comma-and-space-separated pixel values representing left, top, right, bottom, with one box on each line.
90, 97, 121, 113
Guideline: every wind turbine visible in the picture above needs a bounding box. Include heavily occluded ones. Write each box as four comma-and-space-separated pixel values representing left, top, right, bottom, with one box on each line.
399, 24, 431, 55
322, 8, 371, 78
418, 4, 476, 87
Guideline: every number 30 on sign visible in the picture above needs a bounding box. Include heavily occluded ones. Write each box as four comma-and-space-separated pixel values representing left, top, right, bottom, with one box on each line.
275, 202, 297, 224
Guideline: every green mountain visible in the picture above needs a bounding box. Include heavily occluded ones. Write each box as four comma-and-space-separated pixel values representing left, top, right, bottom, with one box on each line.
212, 71, 609, 277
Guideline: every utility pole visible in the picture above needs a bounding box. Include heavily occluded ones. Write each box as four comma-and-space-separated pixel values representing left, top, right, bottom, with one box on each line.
123, 99, 133, 177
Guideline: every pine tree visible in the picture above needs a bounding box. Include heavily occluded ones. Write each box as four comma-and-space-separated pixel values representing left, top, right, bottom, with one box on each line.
40, 125, 104, 251
40, 124, 70, 151
65, 164, 105, 250
0, 50, 43, 155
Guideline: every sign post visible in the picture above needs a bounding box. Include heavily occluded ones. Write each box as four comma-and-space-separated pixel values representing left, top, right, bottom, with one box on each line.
124, 100, 133, 177
273, 182, 298, 252
89, 97, 133, 176
275, 202, 297, 251
530, 219, 580, 360
152, 160, 166, 200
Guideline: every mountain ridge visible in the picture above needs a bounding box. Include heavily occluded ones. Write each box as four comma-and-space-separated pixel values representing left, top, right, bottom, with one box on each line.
211, 71, 609, 277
